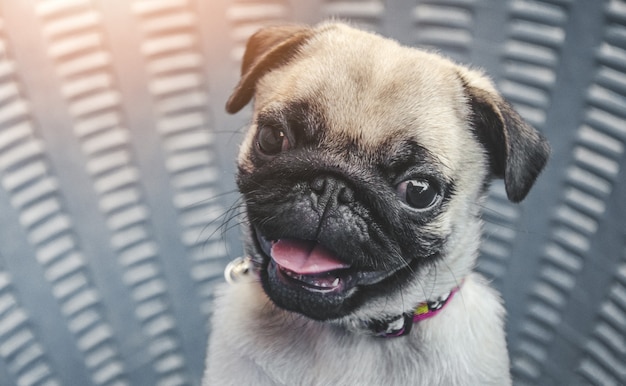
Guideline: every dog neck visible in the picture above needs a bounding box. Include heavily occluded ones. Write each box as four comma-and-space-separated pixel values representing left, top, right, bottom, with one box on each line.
365, 285, 460, 338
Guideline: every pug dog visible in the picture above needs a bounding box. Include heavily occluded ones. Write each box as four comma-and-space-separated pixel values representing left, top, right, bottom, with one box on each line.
204, 22, 549, 386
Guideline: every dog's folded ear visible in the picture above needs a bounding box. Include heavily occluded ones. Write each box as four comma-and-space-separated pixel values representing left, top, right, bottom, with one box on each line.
226, 25, 314, 114
464, 82, 551, 203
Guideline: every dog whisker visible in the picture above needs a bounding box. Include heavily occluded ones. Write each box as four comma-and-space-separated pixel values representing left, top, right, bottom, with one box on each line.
195, 197, 247, 252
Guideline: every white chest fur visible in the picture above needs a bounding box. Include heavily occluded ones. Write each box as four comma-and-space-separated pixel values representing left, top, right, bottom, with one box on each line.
204, 273, 511, 386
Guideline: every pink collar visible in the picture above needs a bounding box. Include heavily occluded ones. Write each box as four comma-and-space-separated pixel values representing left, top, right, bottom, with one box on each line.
375, 285, 461, 338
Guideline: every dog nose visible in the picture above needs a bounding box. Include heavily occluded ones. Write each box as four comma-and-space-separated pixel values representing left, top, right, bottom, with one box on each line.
310, 175, 354, 205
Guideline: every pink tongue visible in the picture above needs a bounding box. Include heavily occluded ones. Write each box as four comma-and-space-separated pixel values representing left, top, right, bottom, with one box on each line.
270, 239, 350, 275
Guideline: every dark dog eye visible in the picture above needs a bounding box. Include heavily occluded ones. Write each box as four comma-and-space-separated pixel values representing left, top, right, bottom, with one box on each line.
397, 179, 440, 209
257, 126, 290, 155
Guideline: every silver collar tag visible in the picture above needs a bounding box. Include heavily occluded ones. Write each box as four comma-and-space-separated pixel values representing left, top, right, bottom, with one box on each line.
224, 256, 254, 284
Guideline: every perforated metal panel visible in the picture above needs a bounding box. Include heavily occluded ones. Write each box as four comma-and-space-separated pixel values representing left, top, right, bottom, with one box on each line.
0, 1, 623, 385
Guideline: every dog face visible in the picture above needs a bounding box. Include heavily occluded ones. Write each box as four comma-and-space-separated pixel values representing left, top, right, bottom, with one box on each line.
227, 23, 549, 324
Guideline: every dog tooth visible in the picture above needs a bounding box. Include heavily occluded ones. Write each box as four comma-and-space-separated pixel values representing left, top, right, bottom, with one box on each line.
332, 278, 340, 287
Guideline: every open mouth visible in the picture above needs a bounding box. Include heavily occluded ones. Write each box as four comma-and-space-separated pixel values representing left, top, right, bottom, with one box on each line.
276, 262, 347, 293
255, 231, 392, 295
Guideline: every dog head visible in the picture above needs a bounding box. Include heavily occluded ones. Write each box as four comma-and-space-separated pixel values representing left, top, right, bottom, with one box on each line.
227, 23, 549, 326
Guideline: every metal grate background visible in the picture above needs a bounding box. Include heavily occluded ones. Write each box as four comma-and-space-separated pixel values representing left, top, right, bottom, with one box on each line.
0, 1, 623, 385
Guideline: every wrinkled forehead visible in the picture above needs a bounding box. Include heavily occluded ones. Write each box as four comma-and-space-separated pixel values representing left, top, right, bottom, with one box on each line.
253, 39, 472, 169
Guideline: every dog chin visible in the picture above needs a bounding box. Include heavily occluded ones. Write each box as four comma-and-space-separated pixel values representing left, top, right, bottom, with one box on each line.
252, 228, 418, 321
